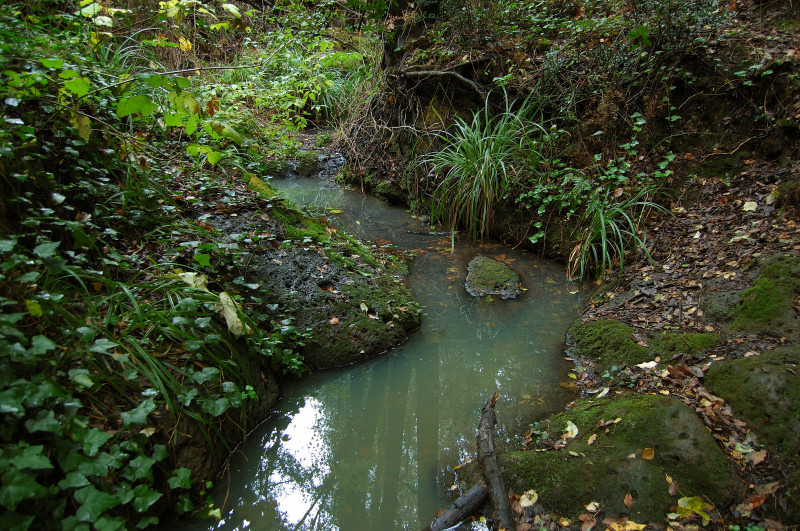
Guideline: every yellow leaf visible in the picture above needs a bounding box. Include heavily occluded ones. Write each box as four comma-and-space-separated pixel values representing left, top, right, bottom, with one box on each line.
70, 112, 92, 141
642, 447, 655, 460
519, 489, 538, 507
179, 36, 192, 52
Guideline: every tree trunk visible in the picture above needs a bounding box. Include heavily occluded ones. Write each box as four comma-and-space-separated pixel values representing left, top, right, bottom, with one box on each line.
476, 391, 516, 530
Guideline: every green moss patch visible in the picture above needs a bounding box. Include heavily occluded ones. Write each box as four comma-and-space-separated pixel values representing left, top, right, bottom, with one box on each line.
459, 395, 739, 523
705, 347, 800, 458
729, 254, 800, 336
567, 319, 651, 372
650, 332, 719, 357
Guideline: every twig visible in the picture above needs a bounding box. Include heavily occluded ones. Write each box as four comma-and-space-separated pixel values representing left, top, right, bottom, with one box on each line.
400, 69, 485, 97
699, 136, 757, 162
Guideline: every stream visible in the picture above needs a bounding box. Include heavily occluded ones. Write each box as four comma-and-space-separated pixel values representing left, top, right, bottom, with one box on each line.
194, 158, 585, 530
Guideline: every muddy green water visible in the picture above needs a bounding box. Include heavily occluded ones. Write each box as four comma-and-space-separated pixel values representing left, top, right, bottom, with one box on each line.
197, 170, 584, 530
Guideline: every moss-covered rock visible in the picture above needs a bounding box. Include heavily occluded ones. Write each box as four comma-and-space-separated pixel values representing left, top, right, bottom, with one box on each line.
702, 254, 800, 339
650, 331, 719, 357
730, 254, 800, 334
458, 395, 740, 524
373, 179, 406, 205
262, 157, 288, 179
567, 319, 652, 372
294, 150, 320, 177
465, 256, 523, 299
705, 348, 800, 458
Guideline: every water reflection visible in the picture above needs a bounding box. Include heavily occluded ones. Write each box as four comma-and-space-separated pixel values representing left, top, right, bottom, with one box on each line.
192, 174, 584, 530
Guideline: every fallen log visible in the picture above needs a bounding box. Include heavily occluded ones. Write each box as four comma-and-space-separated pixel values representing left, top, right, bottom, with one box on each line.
425, 482, 489, 531
477, 391, 516, 530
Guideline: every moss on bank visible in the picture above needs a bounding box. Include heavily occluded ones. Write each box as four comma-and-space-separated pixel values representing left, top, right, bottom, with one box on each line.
567, 319, 651, 372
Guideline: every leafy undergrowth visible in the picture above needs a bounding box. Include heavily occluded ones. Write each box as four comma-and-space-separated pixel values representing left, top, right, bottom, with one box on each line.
0, 2, 405, 529
554, 162, 800, 529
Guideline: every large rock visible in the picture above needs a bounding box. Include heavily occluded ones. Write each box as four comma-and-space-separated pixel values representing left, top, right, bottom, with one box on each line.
465, 256, 522, 299
702, 254, 800, 339
457, 394, 741, 524
706, 347, 800, 457
705, 347, 800, 520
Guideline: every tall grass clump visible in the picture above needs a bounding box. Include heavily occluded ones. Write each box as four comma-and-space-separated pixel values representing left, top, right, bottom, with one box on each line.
426, 93, 554, 240
568, 186, 666, 281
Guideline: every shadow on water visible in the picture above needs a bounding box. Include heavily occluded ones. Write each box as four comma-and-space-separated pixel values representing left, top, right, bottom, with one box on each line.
190, 169, 585, 530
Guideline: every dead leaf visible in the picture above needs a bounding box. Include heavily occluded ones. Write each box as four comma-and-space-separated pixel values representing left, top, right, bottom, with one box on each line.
642, 447, 655, 460
578, 513, 597, 531
666, 475, 678, 496
519, 489, 538, 507
329, 316, 339, 325
562, 420, 579, 440
742, 201, 757, 212
587, 433, 597, 445
178, 36, 192, 52
585, 501, 600, 513
217, 291, 250, 337
360, 302, 369, 312
624, 492, 635, 508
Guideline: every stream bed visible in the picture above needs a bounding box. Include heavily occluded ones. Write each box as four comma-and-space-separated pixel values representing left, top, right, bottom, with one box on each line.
195, 164, 585, 530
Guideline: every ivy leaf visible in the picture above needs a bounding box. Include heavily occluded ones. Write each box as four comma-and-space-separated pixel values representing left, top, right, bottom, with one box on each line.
88, 338, 118, 354
74, 485, 121, 522
213, 397, 231, 416
206, 149, 223, 166
124, 455, 155, 482
193, 252, 211, 267
116, 95, 157, 118
25, 409, 62, 434
33, 241, 60, 258
0, 239, 16, 252
0, 468, 48, 510
168, 467, 192, 490
120, 398, 156, 426
94, 516, 125, 531
29, 335, 56, 356
69, 368, 94, 388
58, 471, 90, 489
0, 511, 35, 530
82, 428, 113, 457
40, 58, 65, 69
63, 77, 91, 97
131, 484, 162, 512
10, 445, 53, 471
191, 367, 219, 384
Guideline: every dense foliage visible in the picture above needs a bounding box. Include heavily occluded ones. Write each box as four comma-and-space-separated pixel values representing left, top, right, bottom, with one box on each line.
0, 1, 379, 528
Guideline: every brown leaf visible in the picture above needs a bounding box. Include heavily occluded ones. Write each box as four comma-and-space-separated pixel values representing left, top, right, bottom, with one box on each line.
329, 316, 339, 325
642, 447, 655, 460
587, 433, 597, 445
624, 492, 635, 508
747, 449, 767, 466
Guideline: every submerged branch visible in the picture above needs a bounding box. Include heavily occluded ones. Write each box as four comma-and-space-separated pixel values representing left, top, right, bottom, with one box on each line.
477, 391, 516, 530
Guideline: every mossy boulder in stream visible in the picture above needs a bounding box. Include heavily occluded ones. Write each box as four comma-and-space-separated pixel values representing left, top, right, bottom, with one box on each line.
465, 256, 522, 299
457, 395, 740, 524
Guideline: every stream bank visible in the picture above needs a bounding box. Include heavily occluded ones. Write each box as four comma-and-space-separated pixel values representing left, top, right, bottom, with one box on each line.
331, 0, 800, 527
